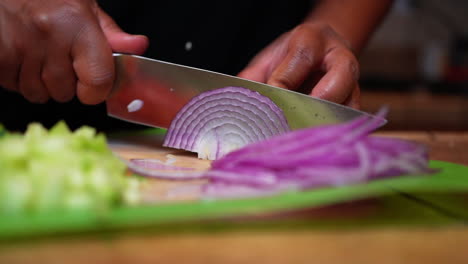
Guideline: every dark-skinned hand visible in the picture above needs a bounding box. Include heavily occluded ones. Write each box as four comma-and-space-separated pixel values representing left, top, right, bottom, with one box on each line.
0, 0, 148, 104
239, 23, 360, 108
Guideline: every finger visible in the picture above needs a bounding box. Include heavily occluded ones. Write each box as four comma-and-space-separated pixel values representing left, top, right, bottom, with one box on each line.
310, 48, 359, 104
237, 61, 269, 83
0, 8, 18, 92
42, 38, 77, 103
71, 21, 114, 105
0, 48, 20, 93
267, 34, 325, 90
343, 84, 361, 109
238, 33, 290, 83
96, 7, 148, 55
18, 47, 49, 103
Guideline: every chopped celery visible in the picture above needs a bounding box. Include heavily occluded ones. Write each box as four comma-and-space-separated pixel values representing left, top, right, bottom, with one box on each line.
0, 122, 140, 216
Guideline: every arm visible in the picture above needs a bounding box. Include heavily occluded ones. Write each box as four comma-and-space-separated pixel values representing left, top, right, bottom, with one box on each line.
306, 0, 393, 54
239, 0, 393, 108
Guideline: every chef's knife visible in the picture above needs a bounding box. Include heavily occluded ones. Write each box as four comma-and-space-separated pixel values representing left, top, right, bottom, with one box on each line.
107, 54, 384, 130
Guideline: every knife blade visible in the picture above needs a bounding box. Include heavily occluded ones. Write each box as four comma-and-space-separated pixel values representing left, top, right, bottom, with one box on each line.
107, 54, 383, 130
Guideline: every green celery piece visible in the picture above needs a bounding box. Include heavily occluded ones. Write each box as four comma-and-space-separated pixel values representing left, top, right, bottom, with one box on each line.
0, 175, 32, 215
49, 120, 72, 135
0, 121, 136, 217
24, 123, 48, 141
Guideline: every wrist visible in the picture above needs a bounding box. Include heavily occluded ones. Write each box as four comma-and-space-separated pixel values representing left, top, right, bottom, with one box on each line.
304, 0, 393, 54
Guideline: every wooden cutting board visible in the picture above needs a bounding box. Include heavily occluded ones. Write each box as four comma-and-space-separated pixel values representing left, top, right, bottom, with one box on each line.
110, 133, 211, 202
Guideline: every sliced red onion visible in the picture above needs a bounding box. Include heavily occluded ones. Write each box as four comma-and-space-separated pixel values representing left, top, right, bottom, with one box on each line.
163, 86, 290, 160
129, 102, 432, 200
201, 109, 432, 198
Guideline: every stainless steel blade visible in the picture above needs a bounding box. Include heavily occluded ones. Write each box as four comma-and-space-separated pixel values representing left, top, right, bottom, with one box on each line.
107, 54, 384, 129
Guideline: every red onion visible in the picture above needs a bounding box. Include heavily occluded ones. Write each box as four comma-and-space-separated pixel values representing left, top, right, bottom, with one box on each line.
163, 86, 290, 160
201, 108, 432, 198
126, 85, 432, 199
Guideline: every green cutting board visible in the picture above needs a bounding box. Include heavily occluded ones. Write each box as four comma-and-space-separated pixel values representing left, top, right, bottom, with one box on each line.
0, 160, 467, 239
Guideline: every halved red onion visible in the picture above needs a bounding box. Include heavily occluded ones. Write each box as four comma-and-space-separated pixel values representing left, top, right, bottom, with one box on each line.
163, 86, 290, 160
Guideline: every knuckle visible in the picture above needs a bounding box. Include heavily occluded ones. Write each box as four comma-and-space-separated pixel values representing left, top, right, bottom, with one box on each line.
315, 23, 334, 36
271, 75, 295, 90
292, 46, 315, 66
42, 62, 73, 78
53, 91, 74, 103
294, 22, 348, 49
330, 47, 360, 81
295, 22, 332, 37
21, 88, 49, 103
85, 65, 114, 89
41, 66, 63, 84
41, 68, 75, 102
289, 25, 330, 66
31, 11, 55, 32
292, 23, 310, 35
343, 51, 360, 80
30, 3, 89, 33
57, 3, 89, 21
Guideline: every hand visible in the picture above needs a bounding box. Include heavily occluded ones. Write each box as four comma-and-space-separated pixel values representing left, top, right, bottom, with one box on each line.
0, 0, 148, 104
238, 23, 360, 108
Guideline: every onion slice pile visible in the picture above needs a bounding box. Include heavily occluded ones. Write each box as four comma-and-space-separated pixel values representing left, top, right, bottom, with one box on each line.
202, 108, 432, 198
163, 86, 290, 160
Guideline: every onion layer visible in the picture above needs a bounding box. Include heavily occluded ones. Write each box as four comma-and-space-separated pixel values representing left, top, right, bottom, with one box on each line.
125, 159, 205, 180
163, 86, 290, 160
202, 108, 433, 198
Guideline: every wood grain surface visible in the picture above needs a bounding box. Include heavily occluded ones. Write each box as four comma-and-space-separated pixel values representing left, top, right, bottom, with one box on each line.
2, 228, 468, 264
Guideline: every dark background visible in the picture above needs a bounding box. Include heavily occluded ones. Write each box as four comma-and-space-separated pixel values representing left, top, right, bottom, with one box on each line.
0, 0, 467, 131
0, 0, 311, 131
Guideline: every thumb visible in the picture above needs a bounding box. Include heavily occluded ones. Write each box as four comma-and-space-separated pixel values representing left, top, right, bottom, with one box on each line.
97, 8, 149, 55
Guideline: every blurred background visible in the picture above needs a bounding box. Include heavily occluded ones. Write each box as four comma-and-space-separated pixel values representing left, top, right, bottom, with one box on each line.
359, 0, 468, 130
0, 0, 466, 131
